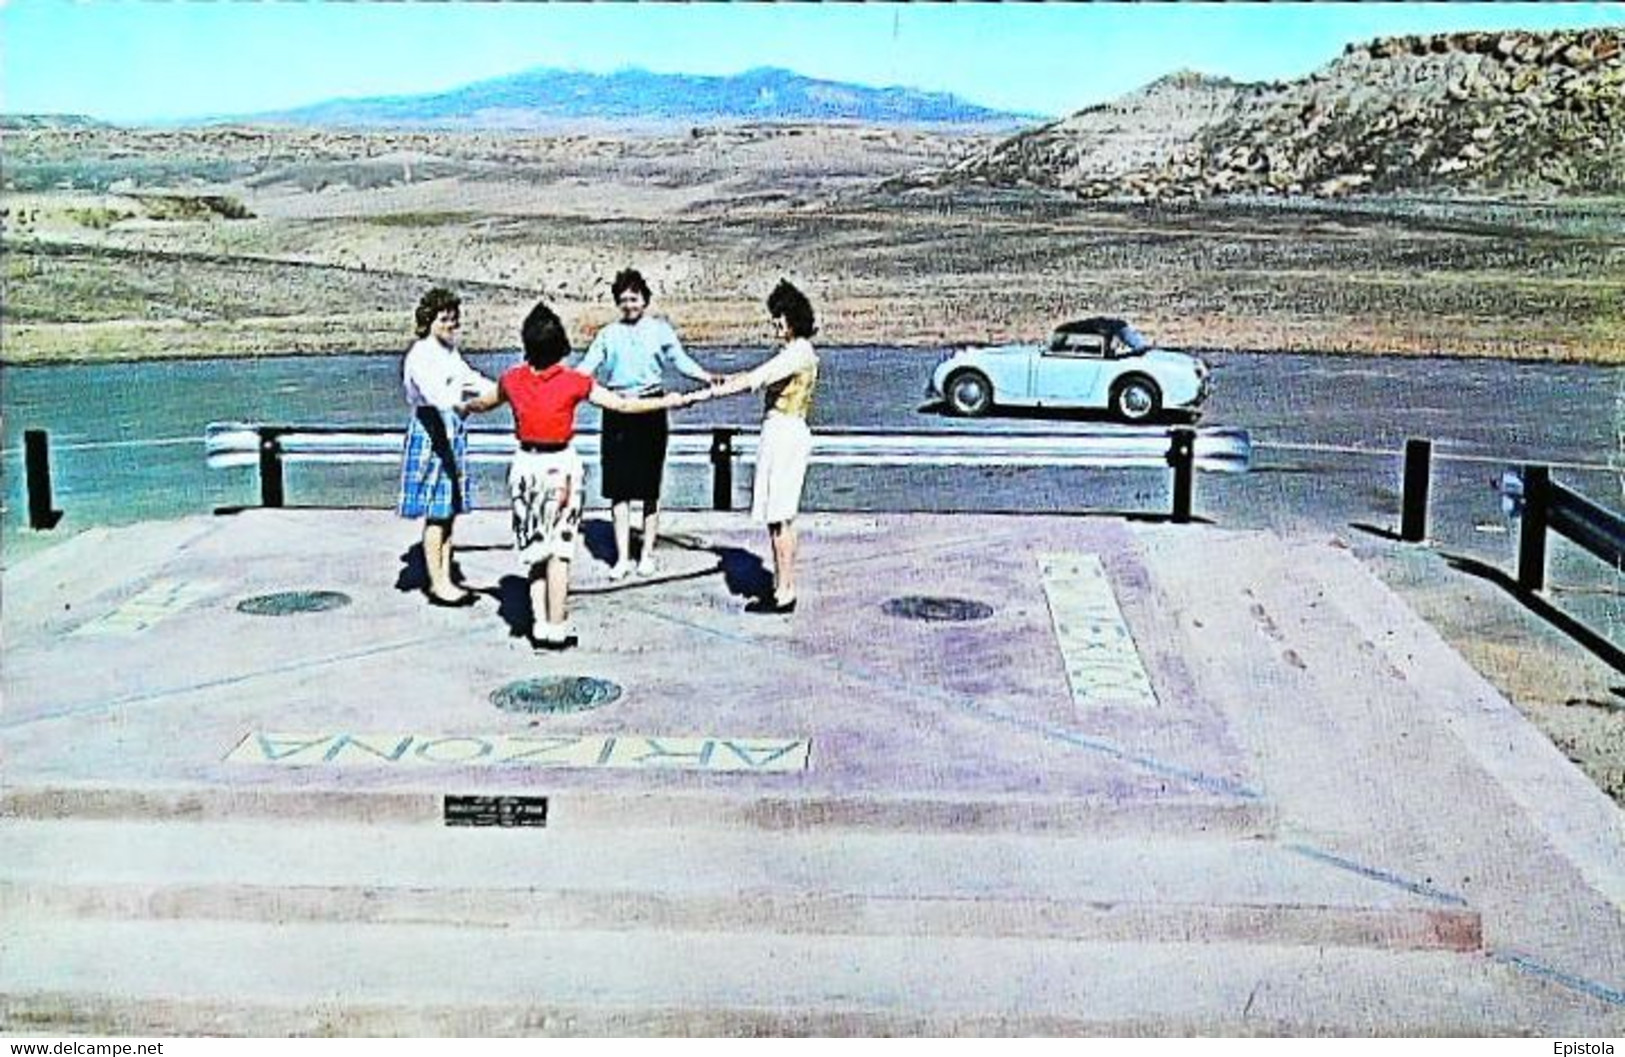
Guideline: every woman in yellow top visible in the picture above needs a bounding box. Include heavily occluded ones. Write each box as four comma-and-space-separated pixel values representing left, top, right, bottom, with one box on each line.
710, 280, 820, 615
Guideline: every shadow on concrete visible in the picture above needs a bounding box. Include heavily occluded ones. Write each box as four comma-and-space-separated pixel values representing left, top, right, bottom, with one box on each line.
395, 544, 429, 594
492, 574, 533, 638
712, 546, 773, 600
1444, 553, 1625, 675
581, 519, 617, 567
1350, 521, 1406, 543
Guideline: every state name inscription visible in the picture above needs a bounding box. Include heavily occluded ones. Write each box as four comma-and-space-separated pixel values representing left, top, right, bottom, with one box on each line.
226, 732, 812, 772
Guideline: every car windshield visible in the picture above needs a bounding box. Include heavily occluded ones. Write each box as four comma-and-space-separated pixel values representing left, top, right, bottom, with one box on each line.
1118, 325, 1150, 353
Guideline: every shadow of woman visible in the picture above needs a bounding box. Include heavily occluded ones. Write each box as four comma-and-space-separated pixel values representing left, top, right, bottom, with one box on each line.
395, 543, 429, 594
706, 544, 772, 601
491, 573, 536, 638
580, 517, 617, 568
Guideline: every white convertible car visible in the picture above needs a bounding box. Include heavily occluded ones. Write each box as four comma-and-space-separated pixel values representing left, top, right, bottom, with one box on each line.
926, 317, 1211, 422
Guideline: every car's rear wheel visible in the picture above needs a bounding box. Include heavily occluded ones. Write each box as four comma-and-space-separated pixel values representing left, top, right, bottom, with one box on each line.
1110, 376, 1161, 423
945, 370, 993, 417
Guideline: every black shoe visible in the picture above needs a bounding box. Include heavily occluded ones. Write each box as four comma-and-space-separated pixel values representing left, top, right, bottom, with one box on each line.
745, 596, 797, 615
531, 634, 579, 652
426, 591, 477, 608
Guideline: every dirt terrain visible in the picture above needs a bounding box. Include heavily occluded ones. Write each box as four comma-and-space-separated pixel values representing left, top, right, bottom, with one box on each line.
3, 122, 1622, 365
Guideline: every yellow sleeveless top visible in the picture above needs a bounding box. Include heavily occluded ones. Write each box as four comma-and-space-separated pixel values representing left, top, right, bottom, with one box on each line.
766, 360, 818, 419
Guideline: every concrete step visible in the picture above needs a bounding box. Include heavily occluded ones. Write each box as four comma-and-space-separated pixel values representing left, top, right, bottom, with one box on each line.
0, 918, 1602, 1037
0, 784, 1274, 838
1, 820, 1476, 951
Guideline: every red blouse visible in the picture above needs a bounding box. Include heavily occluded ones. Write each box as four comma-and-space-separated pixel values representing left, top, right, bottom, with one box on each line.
502, 364, 594, 444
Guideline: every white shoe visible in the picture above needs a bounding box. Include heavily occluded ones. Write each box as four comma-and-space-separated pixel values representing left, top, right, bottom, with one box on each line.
636, 555, 658, 577
608, 560, 633, 581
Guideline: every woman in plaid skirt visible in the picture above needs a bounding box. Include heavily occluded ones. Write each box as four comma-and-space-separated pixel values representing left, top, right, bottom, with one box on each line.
398, 287, 495, 607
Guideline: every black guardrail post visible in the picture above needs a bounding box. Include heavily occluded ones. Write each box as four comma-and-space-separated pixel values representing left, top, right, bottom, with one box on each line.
1401, 438, 1432, 543
24, 429, 63, 530
1168, 427, 1195, 524
1517, 464, 1550, 593
709, 427, 736, 512
257, 427, 286, 509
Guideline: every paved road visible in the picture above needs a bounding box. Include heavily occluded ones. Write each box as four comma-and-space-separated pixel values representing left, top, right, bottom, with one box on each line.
3, 349, 1621, 583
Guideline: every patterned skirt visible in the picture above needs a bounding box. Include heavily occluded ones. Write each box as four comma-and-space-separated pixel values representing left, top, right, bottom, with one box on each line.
397, 406, 473, 520
510, 447, 584, 564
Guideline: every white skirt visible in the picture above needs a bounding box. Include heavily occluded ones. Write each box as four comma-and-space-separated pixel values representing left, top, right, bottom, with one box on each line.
751, 412, 813, 524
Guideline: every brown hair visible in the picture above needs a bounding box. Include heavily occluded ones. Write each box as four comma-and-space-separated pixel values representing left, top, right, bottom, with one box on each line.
413, 287, 461, 338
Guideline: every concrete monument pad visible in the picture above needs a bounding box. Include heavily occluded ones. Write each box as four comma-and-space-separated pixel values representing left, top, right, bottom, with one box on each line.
3, 510, 1623, 1034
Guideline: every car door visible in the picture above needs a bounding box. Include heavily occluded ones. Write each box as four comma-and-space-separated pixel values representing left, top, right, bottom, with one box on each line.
1034, 333, 1108, 407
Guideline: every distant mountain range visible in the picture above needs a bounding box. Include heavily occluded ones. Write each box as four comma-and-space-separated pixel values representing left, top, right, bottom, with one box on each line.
224, 66, 1044, 129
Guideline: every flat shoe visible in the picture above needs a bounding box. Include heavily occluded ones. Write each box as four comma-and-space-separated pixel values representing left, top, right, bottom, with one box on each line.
531, 634, 579, 652
745, 596, 797, 615
427, 592, 477, 608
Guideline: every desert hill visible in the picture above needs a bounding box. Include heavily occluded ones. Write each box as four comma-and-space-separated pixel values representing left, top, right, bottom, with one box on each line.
229, 66, 1041, 131
908, 28, 1624, 198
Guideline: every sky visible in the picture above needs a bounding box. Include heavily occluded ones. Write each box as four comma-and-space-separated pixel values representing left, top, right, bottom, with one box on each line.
3, 1, 1623, 123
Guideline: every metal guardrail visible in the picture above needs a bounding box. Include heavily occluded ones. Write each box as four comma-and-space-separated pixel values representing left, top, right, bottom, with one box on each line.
1514, 465, 1625, 594
1395, 439, 1625, 595
200, 421, 1253, 523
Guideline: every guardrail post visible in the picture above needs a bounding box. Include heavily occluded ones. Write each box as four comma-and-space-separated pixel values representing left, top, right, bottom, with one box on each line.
1168, 427, 1195, 523
258, 427, 286, 509
1517, 464, 1549, 593
24, 429, 63, 530
708, 427, 736, 512
1400, 438, 1432, 543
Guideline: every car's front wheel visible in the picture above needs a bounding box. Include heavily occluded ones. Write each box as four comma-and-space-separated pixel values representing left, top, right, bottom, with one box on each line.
944, 370, 993, 417
1110, 376, 1162, 423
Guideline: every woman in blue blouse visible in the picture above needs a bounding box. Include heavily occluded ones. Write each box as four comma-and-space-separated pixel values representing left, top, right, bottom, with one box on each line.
575, 269, 713, 578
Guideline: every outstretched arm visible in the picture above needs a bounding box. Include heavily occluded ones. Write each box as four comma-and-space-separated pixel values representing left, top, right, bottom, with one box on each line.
711, 341, 815, 397
458, 383, 507, 416
660, 322, 713, 384
590, 384, 710, 414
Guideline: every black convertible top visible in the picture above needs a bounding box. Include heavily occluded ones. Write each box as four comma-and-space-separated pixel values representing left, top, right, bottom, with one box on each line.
1053, 317, 1127, 337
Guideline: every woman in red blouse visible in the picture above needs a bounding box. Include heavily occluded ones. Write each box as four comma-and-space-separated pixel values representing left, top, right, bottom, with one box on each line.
462, 301, 708, 650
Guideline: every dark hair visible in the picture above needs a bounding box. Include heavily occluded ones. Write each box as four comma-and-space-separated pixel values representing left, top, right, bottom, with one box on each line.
611, 268, 652, 303
520, 301, 572, 369
413, 287, 460, 338
767, 279, 816, 339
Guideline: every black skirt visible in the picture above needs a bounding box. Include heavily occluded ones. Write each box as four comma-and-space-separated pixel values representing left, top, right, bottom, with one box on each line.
599, 405, 669, 502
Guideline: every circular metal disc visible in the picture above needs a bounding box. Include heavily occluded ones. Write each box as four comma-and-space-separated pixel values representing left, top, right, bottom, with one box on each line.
881, 596, 994, 622
490, 676, 622, 715
236, 590, 353, 616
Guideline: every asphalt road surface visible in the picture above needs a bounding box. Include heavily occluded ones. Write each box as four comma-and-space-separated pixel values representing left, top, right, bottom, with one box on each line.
3, 348, 1620, 591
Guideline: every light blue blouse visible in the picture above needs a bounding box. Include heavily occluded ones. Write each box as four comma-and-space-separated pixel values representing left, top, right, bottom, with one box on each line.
574, 316, 709, 394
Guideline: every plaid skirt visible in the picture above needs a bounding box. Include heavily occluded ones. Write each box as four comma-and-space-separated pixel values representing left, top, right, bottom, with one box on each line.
398, 407, 473, 520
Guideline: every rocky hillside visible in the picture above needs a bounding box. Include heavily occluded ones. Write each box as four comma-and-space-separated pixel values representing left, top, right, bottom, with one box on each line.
909, 28, 1624, 198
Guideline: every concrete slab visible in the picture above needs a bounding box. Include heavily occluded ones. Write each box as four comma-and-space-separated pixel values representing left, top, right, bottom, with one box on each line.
0, 510, 1264, 833
2, 509, 1623, 1035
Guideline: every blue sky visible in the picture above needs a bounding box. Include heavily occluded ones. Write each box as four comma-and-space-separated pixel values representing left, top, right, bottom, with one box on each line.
3, 1, 1622, 123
